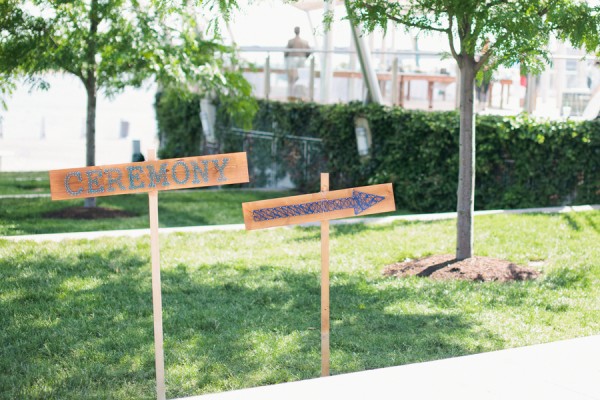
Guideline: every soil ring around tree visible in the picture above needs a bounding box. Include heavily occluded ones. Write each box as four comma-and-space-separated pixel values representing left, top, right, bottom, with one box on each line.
43, 206, 137, 220
383, 254, 541, 282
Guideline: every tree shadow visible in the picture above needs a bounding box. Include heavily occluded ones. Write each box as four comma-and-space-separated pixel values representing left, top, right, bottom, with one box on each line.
289, 219, 446, 243
559, 212, 600, 234
0, 247, 156, 398
560, 214, 582, 231
160, 264, 503, 398
416, 259, 456, 277
583, 213, 600, 234
1, 246, 503, 399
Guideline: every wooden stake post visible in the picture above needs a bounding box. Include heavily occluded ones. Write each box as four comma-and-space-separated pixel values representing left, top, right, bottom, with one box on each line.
49, 151, 249, 399
242, 180, 395, 376
320, 173, 330, 376
148, 149, 166, 400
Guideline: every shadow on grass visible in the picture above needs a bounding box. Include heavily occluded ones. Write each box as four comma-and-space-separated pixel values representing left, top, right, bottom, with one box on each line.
160, 263, 502, 398
559, 212, 600, 235
560, 213, 582, 231
583, 213, 600, 234
1, 245, 502, 399
0, 247, 156, 399
290, 219, 447, 243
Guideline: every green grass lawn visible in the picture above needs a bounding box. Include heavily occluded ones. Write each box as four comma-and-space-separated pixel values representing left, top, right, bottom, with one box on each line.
1, 211, 599, 399
0, 172, 408, 236
0, 170, 299, 235
0, 171, 50, 195
0, 189, 297, 235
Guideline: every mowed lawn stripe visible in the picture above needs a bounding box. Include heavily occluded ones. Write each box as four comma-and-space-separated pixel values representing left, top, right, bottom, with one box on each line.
0, 211, 599, 398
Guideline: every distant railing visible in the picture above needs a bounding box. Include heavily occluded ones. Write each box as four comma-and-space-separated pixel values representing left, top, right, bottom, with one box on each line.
235, 45, 459, 108
237, 46, 598, 61
235, 46, 600, 118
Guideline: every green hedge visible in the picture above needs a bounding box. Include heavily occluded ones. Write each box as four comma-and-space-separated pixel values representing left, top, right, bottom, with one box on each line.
156, 95, 599, 212
155, 90, 204, 159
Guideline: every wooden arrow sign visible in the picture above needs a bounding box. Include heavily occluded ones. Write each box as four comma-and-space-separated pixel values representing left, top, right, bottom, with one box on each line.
243, 178, 395, 377
242, 183, 395, 230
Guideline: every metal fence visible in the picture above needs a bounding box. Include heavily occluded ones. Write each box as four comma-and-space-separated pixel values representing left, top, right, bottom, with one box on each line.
221, 128, 325, 191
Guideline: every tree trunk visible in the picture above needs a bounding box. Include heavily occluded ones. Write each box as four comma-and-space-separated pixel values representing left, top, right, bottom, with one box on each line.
84, 0, 98, 208
84, 79, 97, 208
456, 59, 476, 260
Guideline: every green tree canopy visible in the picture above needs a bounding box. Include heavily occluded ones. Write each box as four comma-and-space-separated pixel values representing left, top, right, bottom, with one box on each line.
0, 0, 255, 206
345, 0, 600, 259
348, 0, 599, 74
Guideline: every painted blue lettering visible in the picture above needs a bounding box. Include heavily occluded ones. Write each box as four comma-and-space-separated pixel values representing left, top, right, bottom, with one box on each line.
65, 171, 83, 196
147, 163, 170, 188
86, 170, 105, 194
171, 160, 190, 185
104, 168, 126, 192
212, 158, 229, 182
127, 166, 145, 190
191, 160, 209, 183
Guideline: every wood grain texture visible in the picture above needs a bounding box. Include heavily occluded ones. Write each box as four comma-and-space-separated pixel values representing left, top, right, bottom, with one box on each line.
242, 183, 395, 230
320, 173, 330, 377
147, 149, 166, 400
49, 152, 249, 200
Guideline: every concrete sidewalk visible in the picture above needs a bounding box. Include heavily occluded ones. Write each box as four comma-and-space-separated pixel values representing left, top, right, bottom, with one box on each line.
2, 204, 598, 242
176, 335, 600, 400
0, 193, 51, 199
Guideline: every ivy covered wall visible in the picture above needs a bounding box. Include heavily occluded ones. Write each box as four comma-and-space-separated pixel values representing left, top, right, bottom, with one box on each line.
156, 94, 599, 213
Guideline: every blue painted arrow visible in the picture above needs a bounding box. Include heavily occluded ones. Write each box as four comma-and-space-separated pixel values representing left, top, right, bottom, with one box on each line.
252, 190, 385, 222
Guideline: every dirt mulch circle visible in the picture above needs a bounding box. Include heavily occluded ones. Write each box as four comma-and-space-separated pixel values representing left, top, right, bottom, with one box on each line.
43, 206, 137, 220
383, 254, 541, 282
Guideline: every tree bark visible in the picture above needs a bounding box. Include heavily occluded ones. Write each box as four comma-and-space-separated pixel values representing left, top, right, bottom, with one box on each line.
84, 0, 98, 208
456, 58, 476, 260
84, 78, 97, 208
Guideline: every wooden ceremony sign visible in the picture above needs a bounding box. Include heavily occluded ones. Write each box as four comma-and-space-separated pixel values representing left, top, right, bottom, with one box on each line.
50, 152, 248, 200
49, 151, 249, 400
242, 178, 395, 376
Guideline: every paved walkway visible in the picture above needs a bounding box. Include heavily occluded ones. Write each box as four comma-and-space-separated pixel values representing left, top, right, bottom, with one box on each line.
2, 204, 598, 242
0, 193, 51, 199
175, 335, 600, 400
